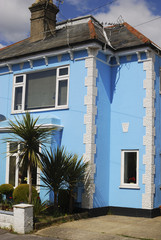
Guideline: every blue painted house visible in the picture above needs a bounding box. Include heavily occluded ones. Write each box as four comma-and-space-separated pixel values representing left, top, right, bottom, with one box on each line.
0, 0, 161, 217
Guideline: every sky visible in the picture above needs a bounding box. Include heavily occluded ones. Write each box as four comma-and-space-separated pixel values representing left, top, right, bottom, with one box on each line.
0, 0, 161, 49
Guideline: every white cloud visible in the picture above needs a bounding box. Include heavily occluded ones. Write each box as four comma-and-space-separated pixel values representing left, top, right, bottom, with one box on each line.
65, 0, 89, 12
95, 0, 161, 48
0, 0, 33, 44
0, 44, 5, 49
1, 0, 161, 50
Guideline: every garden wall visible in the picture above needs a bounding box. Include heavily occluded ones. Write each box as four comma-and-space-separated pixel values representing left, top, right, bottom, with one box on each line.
0, 210, 13, 228
0, 204, 33, 233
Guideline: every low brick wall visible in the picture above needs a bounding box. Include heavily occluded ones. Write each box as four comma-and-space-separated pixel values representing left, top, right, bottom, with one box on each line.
0, 204, 33, 234
0, 210, 13, 229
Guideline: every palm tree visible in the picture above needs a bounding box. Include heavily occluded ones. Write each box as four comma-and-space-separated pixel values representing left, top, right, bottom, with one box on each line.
40, 147, 70, 208
65, 155, 88, 213
8, 112, 55, 204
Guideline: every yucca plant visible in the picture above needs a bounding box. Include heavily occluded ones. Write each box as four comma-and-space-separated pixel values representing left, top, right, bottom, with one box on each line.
7, 112, 55, 204
65, 155, 88, 213
40, 146, 88, 212
40, 147, 71, 208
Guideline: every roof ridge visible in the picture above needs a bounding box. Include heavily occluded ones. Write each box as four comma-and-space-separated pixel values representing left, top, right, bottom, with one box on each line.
123, 22, 151, 44
88, 19, 97, 39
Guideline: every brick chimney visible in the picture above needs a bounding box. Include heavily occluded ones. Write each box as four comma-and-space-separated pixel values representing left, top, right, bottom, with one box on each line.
29, 0, 59, 42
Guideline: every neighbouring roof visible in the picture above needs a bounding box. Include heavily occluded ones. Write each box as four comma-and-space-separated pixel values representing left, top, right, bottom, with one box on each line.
0, 15, 160, 63
105, 22, 151, 50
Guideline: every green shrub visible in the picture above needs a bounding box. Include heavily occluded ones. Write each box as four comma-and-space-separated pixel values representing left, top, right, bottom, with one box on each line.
13, 184, 38, 203
58, 189, 69, 211
33, 197, 48, 218
0, 184, 14, 198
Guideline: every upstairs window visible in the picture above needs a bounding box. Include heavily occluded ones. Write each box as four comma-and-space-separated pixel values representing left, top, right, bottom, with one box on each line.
120, 150, 139, 188
12, 66, 69, 112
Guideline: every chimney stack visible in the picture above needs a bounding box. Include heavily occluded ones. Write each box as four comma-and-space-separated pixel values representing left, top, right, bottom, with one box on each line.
29, 0, 59, 42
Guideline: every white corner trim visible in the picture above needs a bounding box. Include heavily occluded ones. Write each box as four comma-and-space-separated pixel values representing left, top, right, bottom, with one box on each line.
142, 52, 156, 209
82, 48, 98, 209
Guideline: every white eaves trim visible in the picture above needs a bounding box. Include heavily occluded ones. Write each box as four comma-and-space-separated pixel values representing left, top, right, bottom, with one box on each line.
102, 46, 152, 58
0, 43, 103, 68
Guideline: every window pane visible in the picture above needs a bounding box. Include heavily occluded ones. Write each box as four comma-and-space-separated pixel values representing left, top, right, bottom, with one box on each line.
9, 142, 18, 153
124, 152, 136, 184
58, 80, 67, 106
16, 76, 23, 83
19, 160, 27, 185
32, 165, 37, 186
25, 69, 56, 110
9, 156, 16, 186
20, 143, 25, 152
14, 87, 22, 110
59, 67, 68, 76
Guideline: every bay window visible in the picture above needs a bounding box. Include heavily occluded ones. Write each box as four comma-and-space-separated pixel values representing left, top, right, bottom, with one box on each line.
6, 142, 40, 188
12, 66, 69, 112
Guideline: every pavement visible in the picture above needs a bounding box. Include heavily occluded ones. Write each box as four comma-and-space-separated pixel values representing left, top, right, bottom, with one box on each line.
1, 215, 161, 240
36, 215, 161, 240
0, 228, 58, 240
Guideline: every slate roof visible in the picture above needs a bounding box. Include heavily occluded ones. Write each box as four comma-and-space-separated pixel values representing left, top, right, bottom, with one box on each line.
0, 15, 159, 63
104, 22, 151, 50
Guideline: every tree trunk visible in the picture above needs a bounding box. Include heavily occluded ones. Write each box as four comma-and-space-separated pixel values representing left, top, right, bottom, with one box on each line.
28, 163, 32, 204
69, 189, 74, 214
54, 191, 58, 208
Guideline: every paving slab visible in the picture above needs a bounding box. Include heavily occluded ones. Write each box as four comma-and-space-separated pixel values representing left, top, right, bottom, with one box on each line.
36, 215, 161, 240
0, 229, 58, 240
0, 229, 8, 235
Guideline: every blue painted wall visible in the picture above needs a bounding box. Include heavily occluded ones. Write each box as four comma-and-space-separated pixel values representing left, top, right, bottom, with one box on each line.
109, 55, 146, 208
0, 51, 87, 201
93, 52, 111, 208
1, 48, 160, 210
154, 54, 161, 208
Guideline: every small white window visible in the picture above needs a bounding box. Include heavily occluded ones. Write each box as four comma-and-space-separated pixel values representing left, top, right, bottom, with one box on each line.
12, 66, 69, 113
58, 67, 68, 76
120, 150, 139, 188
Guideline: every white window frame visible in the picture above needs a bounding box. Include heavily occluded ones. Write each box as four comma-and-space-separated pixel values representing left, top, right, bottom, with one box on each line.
56, 66, 69, 108
12, 65, 69, 113
120, 150, 140, 189
12, 74, 26, 112
6, 142, 40, 191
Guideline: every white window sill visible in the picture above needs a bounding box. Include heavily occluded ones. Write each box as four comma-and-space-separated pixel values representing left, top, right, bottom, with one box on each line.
11, 106, 69, 114
119, 184, 140, 189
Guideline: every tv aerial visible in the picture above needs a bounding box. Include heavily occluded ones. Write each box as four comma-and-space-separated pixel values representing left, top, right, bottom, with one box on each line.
56, 0, 64, 8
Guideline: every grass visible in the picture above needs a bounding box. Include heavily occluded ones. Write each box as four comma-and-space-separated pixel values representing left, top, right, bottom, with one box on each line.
34, 207, 88, 230
35, 206, 66, 223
